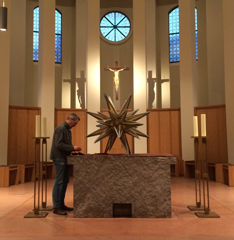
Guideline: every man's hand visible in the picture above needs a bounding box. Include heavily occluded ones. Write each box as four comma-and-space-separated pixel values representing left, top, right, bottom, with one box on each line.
74, 146, 82, 151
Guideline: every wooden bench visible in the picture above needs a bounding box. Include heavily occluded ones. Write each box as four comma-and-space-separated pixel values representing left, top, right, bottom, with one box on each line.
184, 160, 226, 182
41, 161, 55, 180
221, 164, 234, 186
184, 160, 195, 178
0, 165, 20, 187
19, 163, 35, 183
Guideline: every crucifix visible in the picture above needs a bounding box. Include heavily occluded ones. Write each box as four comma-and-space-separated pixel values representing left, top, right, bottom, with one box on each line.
104, 61, 129, 100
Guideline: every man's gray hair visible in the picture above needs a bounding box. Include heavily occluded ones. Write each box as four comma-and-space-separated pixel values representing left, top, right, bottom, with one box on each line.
67, 113, 80, 121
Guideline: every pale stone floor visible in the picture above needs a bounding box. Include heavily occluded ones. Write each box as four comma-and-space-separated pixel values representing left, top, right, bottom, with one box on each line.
1, 177, 234, 239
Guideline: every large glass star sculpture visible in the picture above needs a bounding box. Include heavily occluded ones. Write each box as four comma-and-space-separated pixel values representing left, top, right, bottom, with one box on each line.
86, 94, 150, 154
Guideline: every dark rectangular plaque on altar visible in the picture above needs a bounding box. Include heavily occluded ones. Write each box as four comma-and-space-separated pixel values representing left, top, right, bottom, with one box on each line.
67, 154, 176, 218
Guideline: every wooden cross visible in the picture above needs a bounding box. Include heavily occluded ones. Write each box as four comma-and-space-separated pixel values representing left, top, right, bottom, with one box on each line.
63, 77, 75, 108
147, 71, 157, 109
75, 70, 86, 109
104, 61, 129, 100
63, 70, 86, 109
147, 71, 169, 108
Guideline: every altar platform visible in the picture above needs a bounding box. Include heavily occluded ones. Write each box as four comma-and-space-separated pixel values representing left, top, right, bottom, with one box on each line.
67, 154, 176, 218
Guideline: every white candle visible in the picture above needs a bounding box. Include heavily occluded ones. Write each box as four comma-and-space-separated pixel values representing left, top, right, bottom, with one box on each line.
35, 115, 41, 137
201, 114, 207, 137
193, 116, 198, 137
41, 117, 47, 137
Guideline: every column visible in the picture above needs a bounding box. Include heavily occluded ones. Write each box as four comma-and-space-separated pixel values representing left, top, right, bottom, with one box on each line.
206, 0, 225, 105
0, 0, 11, 165
86, 0, 100, 154
76, 0, 87, 109
223, 0, 234, 164
146, 0, 156, 109
38, 0, 55, 156
179, 0, 197, 160
9, 0, 26, 105
133, 0, 147, 154
196, 0, 208, 106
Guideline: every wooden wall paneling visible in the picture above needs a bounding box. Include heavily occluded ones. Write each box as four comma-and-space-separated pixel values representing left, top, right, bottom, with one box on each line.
206, 108, 219, 163
147, 110, 160, 153
100, 109, 134, 154
27, 109, 40, 164
195, 105, 227, 164
170, 110, 182, 176
55, 109, 87, 154
170, 110, 181, 157
72, 110, 87, 154
8, 108, 17, 164
218, 107, 228, 162
147, 109, 182, 176
159, 111, 171, 153
8, 106, 40, 165
16, 109, 28, 164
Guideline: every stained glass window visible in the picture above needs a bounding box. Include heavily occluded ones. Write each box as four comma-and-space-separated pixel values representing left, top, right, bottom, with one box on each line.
33, 7, 39, 61
169, 7, 198, 63
33, 7, 62, 63
100, 12, 131, 42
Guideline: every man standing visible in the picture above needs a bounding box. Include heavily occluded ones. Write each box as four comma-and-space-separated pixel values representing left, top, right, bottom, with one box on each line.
50, 113, 82, 215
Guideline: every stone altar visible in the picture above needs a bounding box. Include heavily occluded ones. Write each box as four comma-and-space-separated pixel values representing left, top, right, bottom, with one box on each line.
67, 154, 176, 218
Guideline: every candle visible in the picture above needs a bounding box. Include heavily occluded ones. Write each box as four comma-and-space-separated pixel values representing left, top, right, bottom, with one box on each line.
201, 114, 206, 137
41, 117, 47, 137
35, 115, 41, 137
193, 116, 198, 137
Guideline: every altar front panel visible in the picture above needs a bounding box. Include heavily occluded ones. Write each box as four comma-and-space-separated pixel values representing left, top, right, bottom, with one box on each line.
68, 154, 176, 218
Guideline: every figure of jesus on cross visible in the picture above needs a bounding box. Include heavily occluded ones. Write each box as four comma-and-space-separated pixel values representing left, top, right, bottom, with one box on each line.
104, 61, 129, 100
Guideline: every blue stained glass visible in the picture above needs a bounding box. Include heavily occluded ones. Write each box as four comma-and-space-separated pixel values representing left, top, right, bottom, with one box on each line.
100, 27, 113, 37
100, 18, 113, 27
116, 12, 125, 24
55, 35, 61, 63
55, 10, 62, 63
55, 10, 61, 34
169, 34, 180, 62
33, 7, 62, 63
169, 8, 179, 34
118, 17, 130, 27
33, 32, 39, 61
195, 8, 198, 60
33, 7, 39, 32
100, 12, 131, 42
169, 7, 198, 63
195, 8, 197, 31
105, 12, 115, 25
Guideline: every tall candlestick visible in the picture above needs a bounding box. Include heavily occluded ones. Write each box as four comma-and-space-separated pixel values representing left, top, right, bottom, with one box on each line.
35, 115, 41, 137
193, 116, 198, 137
41, 117, 47, 137
201, 114, 207, 137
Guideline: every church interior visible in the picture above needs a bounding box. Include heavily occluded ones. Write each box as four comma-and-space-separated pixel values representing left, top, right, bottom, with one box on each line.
1, 0, 234, 239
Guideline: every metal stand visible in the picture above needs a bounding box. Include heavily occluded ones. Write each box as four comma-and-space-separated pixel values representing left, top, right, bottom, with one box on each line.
24, 137, 50, 218
195, 137, 220, 218
188, 137, 203, 211
40, 138, 53, 211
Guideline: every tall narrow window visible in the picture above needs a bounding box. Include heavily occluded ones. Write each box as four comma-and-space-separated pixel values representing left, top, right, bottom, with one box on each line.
169, 7, 198, 63
33, 7, 62, 63
33, 7, 39, 61
195, 8, 198, 60
55, 10, 62, 63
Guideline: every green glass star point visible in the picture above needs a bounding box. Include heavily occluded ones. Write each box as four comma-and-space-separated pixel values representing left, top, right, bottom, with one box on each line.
86, 94, 150, 155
